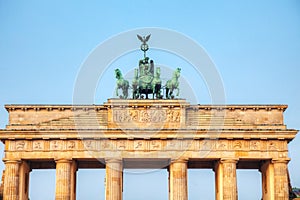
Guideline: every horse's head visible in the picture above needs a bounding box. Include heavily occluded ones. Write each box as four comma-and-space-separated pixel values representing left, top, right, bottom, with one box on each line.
174, 68, 181, 78
115, 69, 122, 79
155, 67, 161, 78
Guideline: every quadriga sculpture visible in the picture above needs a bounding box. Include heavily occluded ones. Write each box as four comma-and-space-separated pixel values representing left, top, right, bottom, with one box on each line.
133, 57, 162, 99
114, 34, 180, 100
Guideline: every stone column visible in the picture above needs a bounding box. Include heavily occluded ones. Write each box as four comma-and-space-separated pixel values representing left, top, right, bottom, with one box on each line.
70, 161, 77, 200
19, 161, 31, 200
169, 159, 188, 200
273, 159, 289, 200
260, 160, 274, 200
215, 159, 238, 200
214, 161, 222, 200
55, 159, 72, 200
3, 160, 21, 200
105, 159, 123, 200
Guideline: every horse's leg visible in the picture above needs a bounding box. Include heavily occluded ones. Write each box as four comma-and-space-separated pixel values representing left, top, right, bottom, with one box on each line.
169, 87, 174, 99
152, 89, 155, 99
126, 82, 129, 99
157, 84, 162, 99
136, 88, 139, 99
132, 89, 135, 99
123, 88, 126, 99
166, 88, 169, 99
125, 86, 129, 99
133, 88, 137, 99
146, 89, 148, 99
116, 87, 119, 97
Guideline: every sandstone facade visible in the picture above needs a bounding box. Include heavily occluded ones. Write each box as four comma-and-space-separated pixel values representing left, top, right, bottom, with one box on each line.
0, 99, 297, 200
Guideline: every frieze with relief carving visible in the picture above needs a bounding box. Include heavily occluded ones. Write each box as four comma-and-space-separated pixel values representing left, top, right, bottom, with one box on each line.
113, 109, 180, 123
6, 139, 289, 156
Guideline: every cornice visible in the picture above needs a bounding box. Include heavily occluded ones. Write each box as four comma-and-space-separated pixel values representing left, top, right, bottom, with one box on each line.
189, 104, 288, 111
5, 105, 106, 112
4, 103, 288, 112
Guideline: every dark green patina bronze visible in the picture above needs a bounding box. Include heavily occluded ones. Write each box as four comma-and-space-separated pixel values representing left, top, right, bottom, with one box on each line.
115, 34, 180, 99
115, 68, 129, 99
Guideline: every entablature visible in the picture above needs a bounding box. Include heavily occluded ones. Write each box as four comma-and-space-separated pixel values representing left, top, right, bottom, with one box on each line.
0, 129, 297, 141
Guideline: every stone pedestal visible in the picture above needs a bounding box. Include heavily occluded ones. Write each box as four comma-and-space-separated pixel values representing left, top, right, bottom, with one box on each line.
55, 159, 72, 200
215, 159, 238, 200
3, 160, 20, 200
169, 159, 188, 200
105, 159, 123, 200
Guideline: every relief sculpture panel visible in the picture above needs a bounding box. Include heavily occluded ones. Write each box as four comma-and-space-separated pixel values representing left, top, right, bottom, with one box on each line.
113, 109, 180, 123
33, 140, 44, 151
16, 140, 26, 150
50, 140, 62, 151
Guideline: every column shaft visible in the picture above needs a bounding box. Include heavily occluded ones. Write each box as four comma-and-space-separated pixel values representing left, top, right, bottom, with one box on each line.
215, 162, 223, 200
261, 161, 275, 200
19, 161, 31, 200
105, 159, 123, 200
169, 159, 188, 200
215, 159, 238, 200
3, 160, 20, 200
273, 160, 289, 200
70, 161, 77, 200
55, 159, 72, 200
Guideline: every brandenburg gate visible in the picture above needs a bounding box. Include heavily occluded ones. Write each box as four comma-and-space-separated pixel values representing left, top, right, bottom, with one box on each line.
0, 99, 297, 200
0, 35, 298, 200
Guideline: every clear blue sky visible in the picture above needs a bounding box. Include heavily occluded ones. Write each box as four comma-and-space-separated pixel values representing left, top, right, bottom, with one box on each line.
0, 1, 299, 199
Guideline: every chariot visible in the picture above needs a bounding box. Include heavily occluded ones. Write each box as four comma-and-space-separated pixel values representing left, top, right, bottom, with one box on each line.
115, 34, 180, 99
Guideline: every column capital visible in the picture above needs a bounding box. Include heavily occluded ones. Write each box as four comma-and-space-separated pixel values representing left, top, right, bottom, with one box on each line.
55, 159, 73, 164
105, 158, 123, 164
271, 158, 290, 164
3, 159, 21, 164
220, 158, 239, 164
170, 158, 188, 164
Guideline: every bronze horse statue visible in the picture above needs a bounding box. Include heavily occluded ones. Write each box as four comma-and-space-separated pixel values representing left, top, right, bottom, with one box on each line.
115, 69, 129, 99
165, 68, 181, 99
152, 67, 162, 99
